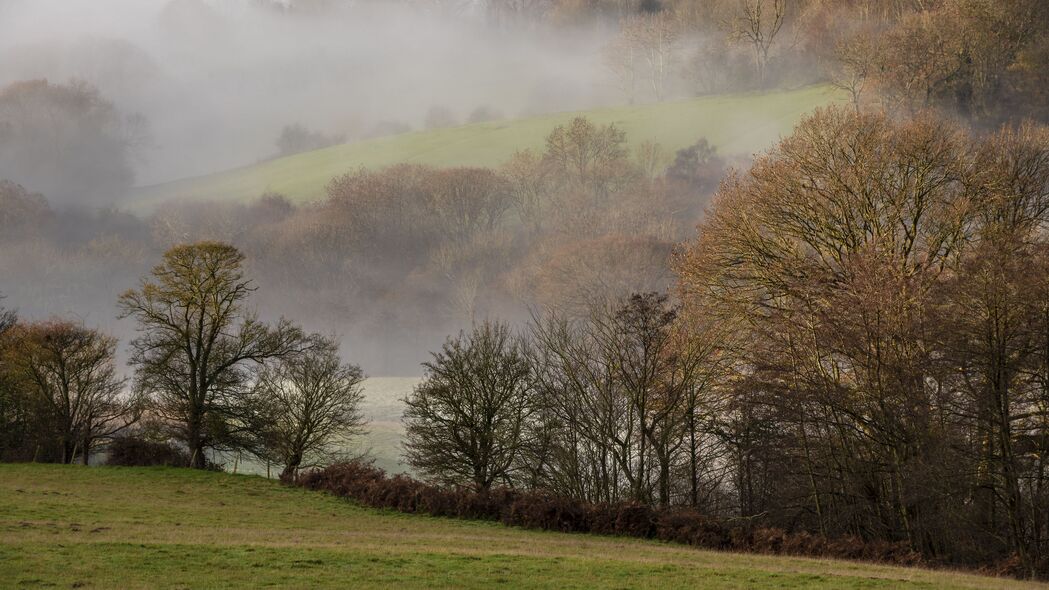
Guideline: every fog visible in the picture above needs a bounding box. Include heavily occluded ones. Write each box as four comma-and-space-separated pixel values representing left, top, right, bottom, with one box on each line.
0, 0, 790, 377
0, 0, 615, 189
0, 0, 672, 376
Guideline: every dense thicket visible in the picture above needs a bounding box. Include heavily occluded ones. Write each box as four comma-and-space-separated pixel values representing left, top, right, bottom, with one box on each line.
674, 107, 1049, 575
0, 318, 136, 463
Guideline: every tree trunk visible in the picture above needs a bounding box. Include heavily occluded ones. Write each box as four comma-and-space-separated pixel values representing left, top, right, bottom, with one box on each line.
62, 439, 75, 465
688, 404, 698, 508
658, 451, 671, 508
280, 456, 301, 483
190, 447, 205, 469
188, 417, 206, 469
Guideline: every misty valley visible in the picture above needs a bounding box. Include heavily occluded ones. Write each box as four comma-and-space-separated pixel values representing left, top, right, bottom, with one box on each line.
2, 1, 1049, 589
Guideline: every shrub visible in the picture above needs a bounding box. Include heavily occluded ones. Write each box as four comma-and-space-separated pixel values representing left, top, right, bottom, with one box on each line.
381, 475, 426, 512
293, 461, 947, 573
613, 502, 655, 538
416, 485, 457, 517
299, 460, 385, 498
655, 509, 730, 549
586, 503, 619, 535
751, 527, 788, 554
456, 488, 514, 521
780, 530, 826, 556
105, 436, 189, 467
504, 493, 588, 533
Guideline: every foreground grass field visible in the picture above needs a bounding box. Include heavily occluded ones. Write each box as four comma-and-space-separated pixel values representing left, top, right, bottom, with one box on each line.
132, 85, 843, 208
1, 465, 1042, 589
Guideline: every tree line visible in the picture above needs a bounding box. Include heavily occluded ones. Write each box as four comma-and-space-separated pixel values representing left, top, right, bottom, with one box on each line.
0, 243, 367, 480
399, 106, 1049, 576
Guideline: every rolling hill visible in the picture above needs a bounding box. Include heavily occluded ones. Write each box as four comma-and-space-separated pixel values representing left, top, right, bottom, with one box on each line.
132, 85, 845, 208
2, 464, 1041, 589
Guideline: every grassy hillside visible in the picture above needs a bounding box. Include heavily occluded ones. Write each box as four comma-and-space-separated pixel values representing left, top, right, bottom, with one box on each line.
133, 85, 843, 208
1, 465, 1042, 589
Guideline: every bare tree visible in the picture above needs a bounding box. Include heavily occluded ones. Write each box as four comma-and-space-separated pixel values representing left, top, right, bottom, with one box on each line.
605, 26, 642, 105
254, 334, 367, 481
727, 0, 786, 87
530, 292, 715, 506
530, 308, 635, 503
426, 167, 513, 245
595, 292, 699, 505
119, 242, 304, 469
503, 149, 553, 236
544, 118, 628, 185
403, 321, 535, 491
830, 36, 876, 112
542, 117, 635, 206
605, 11, 681, 102
869, 11, 961, 114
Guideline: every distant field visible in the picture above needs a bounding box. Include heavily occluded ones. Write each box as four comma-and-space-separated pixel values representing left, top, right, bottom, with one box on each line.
132, 85, 844, 208
356, 377, 417, 474
1, 465, 1040, 589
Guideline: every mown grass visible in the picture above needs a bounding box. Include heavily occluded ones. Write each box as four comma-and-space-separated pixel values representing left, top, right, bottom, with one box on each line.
131, 85, 843, 208
1, 465, 1042, 589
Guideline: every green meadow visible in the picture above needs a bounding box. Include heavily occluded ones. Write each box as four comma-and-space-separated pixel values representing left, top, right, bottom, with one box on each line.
132, 85, 844, 208
2, 464, 1042, 590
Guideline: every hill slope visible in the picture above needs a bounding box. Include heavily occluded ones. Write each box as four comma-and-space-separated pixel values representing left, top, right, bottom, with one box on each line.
1, 465, 1040, 589
133, 85, 843, 208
